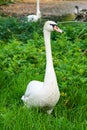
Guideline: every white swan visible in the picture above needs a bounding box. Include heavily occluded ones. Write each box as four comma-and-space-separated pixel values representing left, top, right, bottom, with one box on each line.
27, 0, 41, 22
21, 21, 63, 114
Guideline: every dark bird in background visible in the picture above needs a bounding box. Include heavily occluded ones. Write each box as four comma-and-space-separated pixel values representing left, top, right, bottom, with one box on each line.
74, 5, 87, 22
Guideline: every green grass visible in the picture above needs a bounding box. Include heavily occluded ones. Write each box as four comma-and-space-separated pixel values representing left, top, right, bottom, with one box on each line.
0, 16, 87, 130
0, 0, 14, 4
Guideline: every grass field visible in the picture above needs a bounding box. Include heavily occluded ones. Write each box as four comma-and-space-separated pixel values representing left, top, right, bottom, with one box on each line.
0, 17, 87, 130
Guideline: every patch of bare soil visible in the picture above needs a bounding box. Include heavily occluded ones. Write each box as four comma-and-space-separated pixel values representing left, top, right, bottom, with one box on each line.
0, 1, 87, 17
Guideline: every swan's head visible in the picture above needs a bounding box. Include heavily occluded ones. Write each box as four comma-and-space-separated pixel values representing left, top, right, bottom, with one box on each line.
44, 21, 63, 33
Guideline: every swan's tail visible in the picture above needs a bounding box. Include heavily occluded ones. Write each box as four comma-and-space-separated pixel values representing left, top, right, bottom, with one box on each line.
21, 95, 29, 103
21, 95, 25, 101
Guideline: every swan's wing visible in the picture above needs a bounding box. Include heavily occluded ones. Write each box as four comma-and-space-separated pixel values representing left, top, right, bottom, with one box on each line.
25, 80, 43, 95
22, 80, 43, 99
27, 15, 37, 22
21, 80, 43, 107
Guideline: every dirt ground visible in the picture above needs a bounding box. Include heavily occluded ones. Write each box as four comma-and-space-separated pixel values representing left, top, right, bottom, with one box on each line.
0, 1, 87, 17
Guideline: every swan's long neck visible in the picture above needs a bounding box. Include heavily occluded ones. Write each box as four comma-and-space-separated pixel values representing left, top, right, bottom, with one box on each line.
43, 30, 56, 86
36, 0, 40, 15
44, 30, 53, 67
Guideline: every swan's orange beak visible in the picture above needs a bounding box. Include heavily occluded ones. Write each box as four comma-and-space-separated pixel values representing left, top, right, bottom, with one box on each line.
53, 26, 63, 33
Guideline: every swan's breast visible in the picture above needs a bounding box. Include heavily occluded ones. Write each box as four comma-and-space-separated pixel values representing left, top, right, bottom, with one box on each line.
42, 83, 60, 107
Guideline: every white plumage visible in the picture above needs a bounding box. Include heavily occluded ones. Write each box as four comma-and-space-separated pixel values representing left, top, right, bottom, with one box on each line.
21, 21, 63, 114
27, 0, 41, 22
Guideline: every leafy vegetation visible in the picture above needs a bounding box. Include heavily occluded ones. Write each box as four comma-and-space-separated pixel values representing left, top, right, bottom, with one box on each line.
0, 0, 14, 5
0, 16, 87, 130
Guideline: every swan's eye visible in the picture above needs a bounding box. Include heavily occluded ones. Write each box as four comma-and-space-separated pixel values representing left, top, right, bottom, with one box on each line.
50, 24, 57, 28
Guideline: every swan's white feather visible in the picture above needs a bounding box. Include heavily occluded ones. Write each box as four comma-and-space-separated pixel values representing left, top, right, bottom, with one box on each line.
22, 81, 44, 107
22, 80, 60, 108
27, 15, 40, 22
27, 0, 41, 22
21, 21, 62, 114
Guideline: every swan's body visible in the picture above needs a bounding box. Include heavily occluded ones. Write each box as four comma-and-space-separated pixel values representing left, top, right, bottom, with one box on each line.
75, 6, 87, 21
27, 0, 41, 22
21, 21, 63, 114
